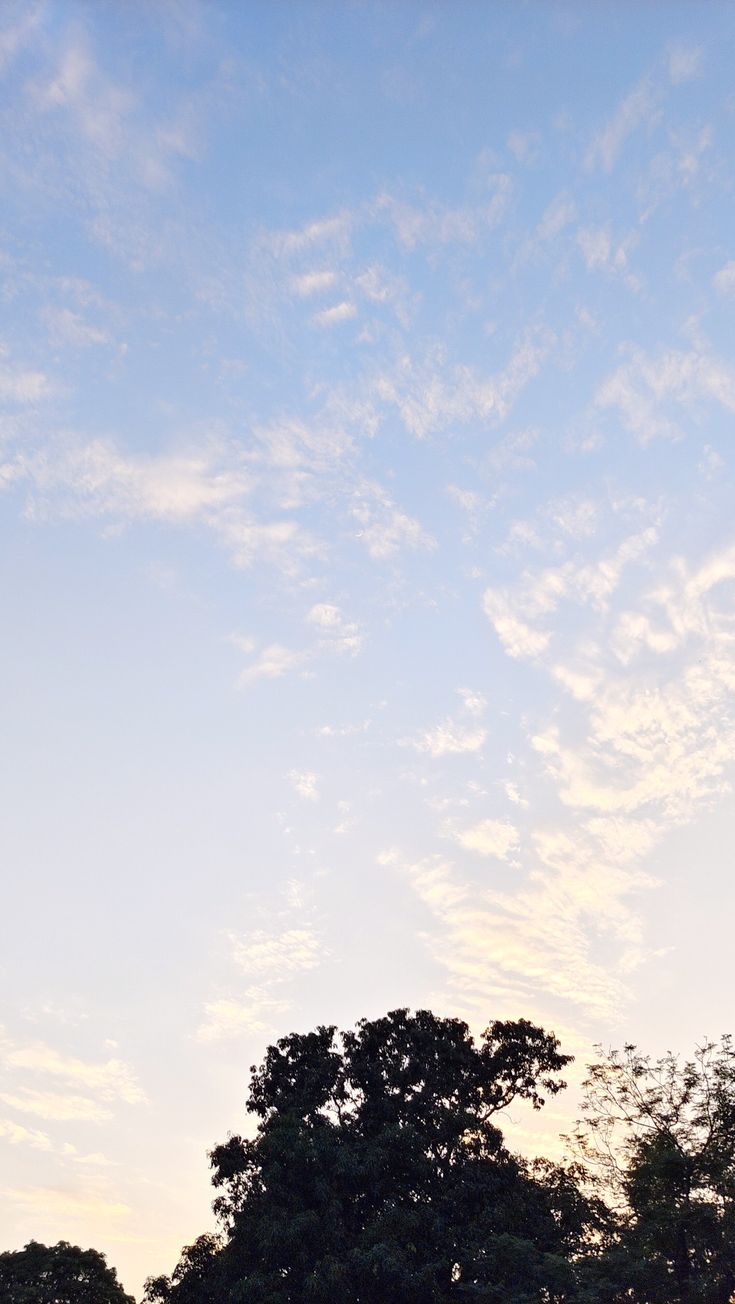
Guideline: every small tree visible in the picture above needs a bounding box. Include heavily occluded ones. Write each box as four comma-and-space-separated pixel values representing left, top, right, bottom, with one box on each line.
147, 1008, 599, 1303
0, 1240, 134, 1304
572, 1037, 735, 1303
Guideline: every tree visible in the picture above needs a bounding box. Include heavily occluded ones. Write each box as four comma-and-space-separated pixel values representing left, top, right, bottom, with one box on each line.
143, 1235, 222, 1304
0, 1240, 134, 1304
146, 1007, 599, 1303
572, 1037, 735, 1303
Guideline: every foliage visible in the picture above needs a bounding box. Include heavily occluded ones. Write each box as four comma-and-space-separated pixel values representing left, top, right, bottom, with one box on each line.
143, 1235, 222, 1304
16, 1019, 734, 1302
0, 1240, 134, 1304
571, 1036, 735, 1303
145, 1007, 599, 1303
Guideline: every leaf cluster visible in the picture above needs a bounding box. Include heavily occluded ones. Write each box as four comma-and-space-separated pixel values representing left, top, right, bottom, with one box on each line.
0, 1240, 135, 1304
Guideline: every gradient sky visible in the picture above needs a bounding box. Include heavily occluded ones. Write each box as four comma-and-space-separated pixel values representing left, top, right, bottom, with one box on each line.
2, 1, 735, 1295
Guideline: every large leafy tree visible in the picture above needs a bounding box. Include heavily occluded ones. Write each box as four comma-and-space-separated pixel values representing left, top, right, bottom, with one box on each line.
0, 1240, 134, 1304
572, 1037, 735, 1303
146, 1008, 601, 1303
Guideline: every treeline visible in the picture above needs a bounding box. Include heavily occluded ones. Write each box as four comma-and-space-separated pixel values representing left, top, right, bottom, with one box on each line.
3, 1009, 735, 1303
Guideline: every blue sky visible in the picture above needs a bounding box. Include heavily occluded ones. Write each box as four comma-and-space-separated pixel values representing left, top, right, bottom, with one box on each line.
2, 0, 735, 1294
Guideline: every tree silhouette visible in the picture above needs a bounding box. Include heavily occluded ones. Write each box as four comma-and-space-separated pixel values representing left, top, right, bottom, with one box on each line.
572, 1037, 735, 1302
146, 1008, 601, 1303
0, 1240, 134, 1304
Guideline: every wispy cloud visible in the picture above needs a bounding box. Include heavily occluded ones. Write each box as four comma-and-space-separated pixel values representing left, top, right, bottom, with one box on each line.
587, 75, 660, 172
3, 1041, 146, 1104
376, 174, 512, 250
374, 331, 554, 439
291, 269, 338, 297
533, 545, 735, 825
406, 688, 489, 758
0, 348, 53, 403
18, 438, 251, 522
452, 818, 520, 860
576, 225, 639, 287
41, 306, 113, 349
230, 926, 323, 978
196, 890, 329, 1043
407, 720, 487, 759
0, 1029, 146, 1131
238, 643, 305, 686
350, 479, 435, 559
2, 1184, 131, 1221
0, 4, 43, 74
713, 261, 735, 296
484, 527, 658, 661
383, 849, 632, 1024
307, 603, 362, 655
195, 992, 289, 1044
597, 345, 735, 442
535, 192, 576, 242
667, 43, 703, 85
0, 1089, 113, 1123
288, 770, 320, 801
311, 300, 356, 328
0, 1118, 53, 1149
265, 211, 354, 259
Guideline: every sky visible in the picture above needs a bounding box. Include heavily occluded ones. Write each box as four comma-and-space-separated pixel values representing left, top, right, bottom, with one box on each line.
2, 0, 735, 1294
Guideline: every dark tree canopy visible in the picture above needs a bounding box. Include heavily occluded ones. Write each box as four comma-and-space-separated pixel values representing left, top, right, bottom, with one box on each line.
571, 1036, 735, 1303
145, 1007, 604, 1304
7, 1021, 735, 1303
0, 1240, 134, 1304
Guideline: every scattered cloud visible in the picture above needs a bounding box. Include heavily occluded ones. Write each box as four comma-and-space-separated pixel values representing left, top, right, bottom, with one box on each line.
265, 211, 354, 259
504, 782, 528, 808
195, 992, 289, 1043
0, 4, 44, 75
483, 593, 551, 661
238, 643, 304, 686
307, 602, 362, 655
2, 1041, 146, 1105
507, 130, 540, 165
667, 43, 703, 85
0, 1030, 145, 1131
376, 175, 512, 250
230, 926, 323, 979
351, 480, 435, 559
311, 300, 357, 328
457, 688, 487, 716
577, 226, 639, 286
373, 332, 554, 439
291, 270, 338, 297
452, 818, 520, 860
535, 192, 576, 242
20, 438, 252, 522
485, 527, 658, 660
41, 306, 112, 349
0, 1090, 113, 1123
713, 261, 735, 296
196, 901, 329, 1044
384, 849, 633, 1024
288, 769, 320, 801
587, 76, 660, 172
0, 1118, 53, 1149
307, 602, 341, 628
2, 1184, 131, 1221
597, 345, 735, 442
407, 720, 487, 759
0, 350, 53, 404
